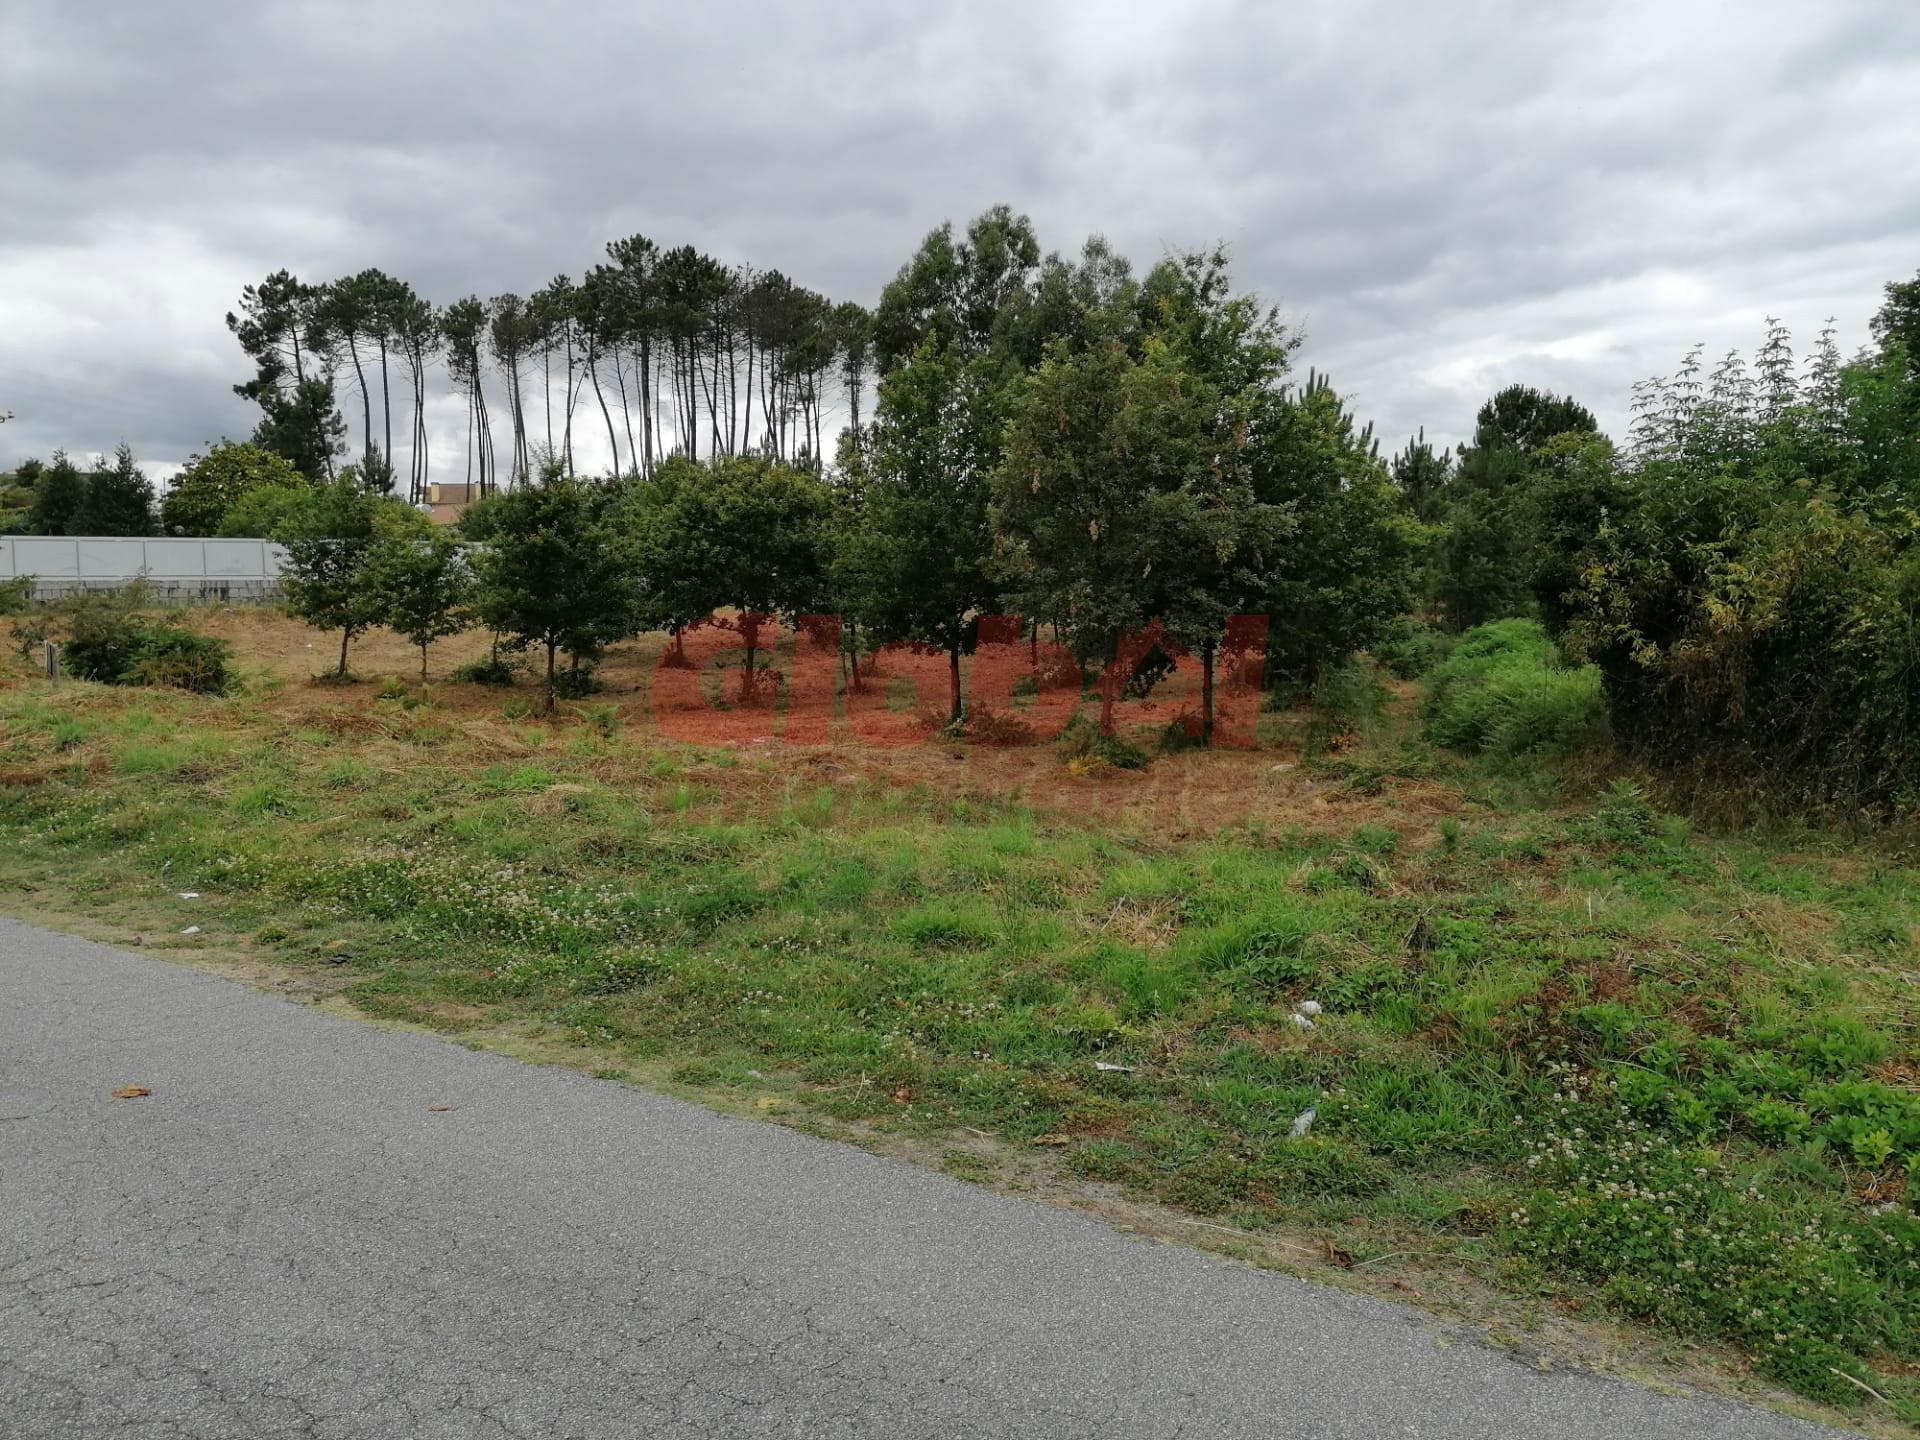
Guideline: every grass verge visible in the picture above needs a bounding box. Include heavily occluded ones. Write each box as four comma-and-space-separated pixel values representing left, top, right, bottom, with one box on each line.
3, 652, 1919, 1428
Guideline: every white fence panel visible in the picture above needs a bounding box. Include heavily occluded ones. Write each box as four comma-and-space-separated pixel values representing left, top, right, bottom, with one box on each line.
79, 538, 153, 577
0, 536, 290, 601
205, 540, 267, 578
11, 539, 81, 579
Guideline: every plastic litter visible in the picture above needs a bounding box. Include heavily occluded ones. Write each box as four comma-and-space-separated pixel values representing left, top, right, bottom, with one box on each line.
1288, 1012, 1315, 1030
179, 925, 202, 936
1295, 999, 1323, 1017
1289, 1106, 1318, 1139
177, 892, 201, 900
1094, 1061, 1137, 1073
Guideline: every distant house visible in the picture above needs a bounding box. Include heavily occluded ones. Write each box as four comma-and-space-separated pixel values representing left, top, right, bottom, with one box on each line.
426, 482, 478, 527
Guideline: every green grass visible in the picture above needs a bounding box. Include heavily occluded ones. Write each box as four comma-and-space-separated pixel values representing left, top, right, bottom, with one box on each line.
2, 671, 1919, 1420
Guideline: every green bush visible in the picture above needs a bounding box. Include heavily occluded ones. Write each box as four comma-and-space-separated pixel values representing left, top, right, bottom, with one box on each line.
1058, 714, 1148, 770
1423, 619, 1606, 759
452, 653, 520, 686
0, 576, 33, 615
1371, 616, 1448, 679
59, 600, 232, 694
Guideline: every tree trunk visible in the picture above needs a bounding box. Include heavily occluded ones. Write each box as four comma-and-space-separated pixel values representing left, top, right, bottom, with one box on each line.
347, 337, 373, 464
421, 641, 430, 683
615, 350, 637, 476
545, 640, 558, 714
1201, 638, 1216, 746
338, 627, 351, 678
949, 639, 962, 726
589, 351, 621, 477
379, 337, 393, 477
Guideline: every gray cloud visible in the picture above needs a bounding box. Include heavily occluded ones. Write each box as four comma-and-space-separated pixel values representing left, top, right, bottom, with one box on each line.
3, 0, 1917, 478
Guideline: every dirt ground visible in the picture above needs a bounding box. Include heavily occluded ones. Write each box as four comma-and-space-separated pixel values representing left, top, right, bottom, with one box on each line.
183, 607, 1470, 841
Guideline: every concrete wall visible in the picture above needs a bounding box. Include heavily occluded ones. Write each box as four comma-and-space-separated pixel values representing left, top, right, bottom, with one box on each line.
0, 537, 288, 603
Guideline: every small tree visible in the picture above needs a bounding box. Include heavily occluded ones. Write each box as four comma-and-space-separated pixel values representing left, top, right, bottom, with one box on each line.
27, 451, 86, 535
367, 529, 473, 679
621, 455, 833, 693
993, 337, 1284, 738
836, 337, 1007, 724
73, 445, 158, 536
161, 440, 307, 535
277, 478, 426, 677
466, 471, 634, 712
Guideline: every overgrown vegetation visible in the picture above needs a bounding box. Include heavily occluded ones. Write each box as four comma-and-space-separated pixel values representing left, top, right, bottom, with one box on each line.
7, 206, 1920, 1426
1422, 620, 1606, 759
2, 644, 1918, 1421
50, 595, 232, 693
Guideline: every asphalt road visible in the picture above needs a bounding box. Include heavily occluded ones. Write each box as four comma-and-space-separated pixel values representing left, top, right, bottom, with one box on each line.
1, 918, 1842, 1439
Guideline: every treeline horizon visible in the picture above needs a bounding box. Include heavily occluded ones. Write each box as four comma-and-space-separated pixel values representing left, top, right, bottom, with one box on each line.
3, 205, 1917, 818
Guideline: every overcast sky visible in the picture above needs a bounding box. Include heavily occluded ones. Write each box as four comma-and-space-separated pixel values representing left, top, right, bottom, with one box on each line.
3, 0, 1917, 480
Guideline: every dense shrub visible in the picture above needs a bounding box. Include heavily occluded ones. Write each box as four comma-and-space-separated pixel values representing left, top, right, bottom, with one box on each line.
1423, 619, 1606, 758
59, 600, 232, 693
1371, 616, 1448, 678
1563, 295, 1920, 818
451, 653, 520, 686
0, 576, 33, 615
160, 440, 307, 535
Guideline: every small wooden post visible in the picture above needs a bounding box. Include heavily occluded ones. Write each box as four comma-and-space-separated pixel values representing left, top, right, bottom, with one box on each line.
43, 641, 59, 682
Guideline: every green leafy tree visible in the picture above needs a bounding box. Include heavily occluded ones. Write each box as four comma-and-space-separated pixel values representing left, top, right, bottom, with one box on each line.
465, 470, 635, 711
1247, 375, 1423, 683
26, 451, 85, 535
992, 335, 1284, 737
836, 337, 1006, 723
1435, 384, 1601, 627
73, 446, 157, 536
277, 478, 427, 677
219, 483, 323, 538
160, 441, 307, 535
366, 529, 473, 679
621, 455, 833, 691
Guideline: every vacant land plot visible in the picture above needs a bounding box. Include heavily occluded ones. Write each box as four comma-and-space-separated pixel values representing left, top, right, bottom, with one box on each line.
4, 609, 1920, 1432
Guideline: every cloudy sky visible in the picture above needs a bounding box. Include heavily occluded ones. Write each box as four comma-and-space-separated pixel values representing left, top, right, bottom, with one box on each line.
3, 0, 1917, 481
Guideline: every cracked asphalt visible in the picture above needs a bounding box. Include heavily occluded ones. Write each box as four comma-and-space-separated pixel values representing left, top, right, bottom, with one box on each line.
1, 919, 1846, 1439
